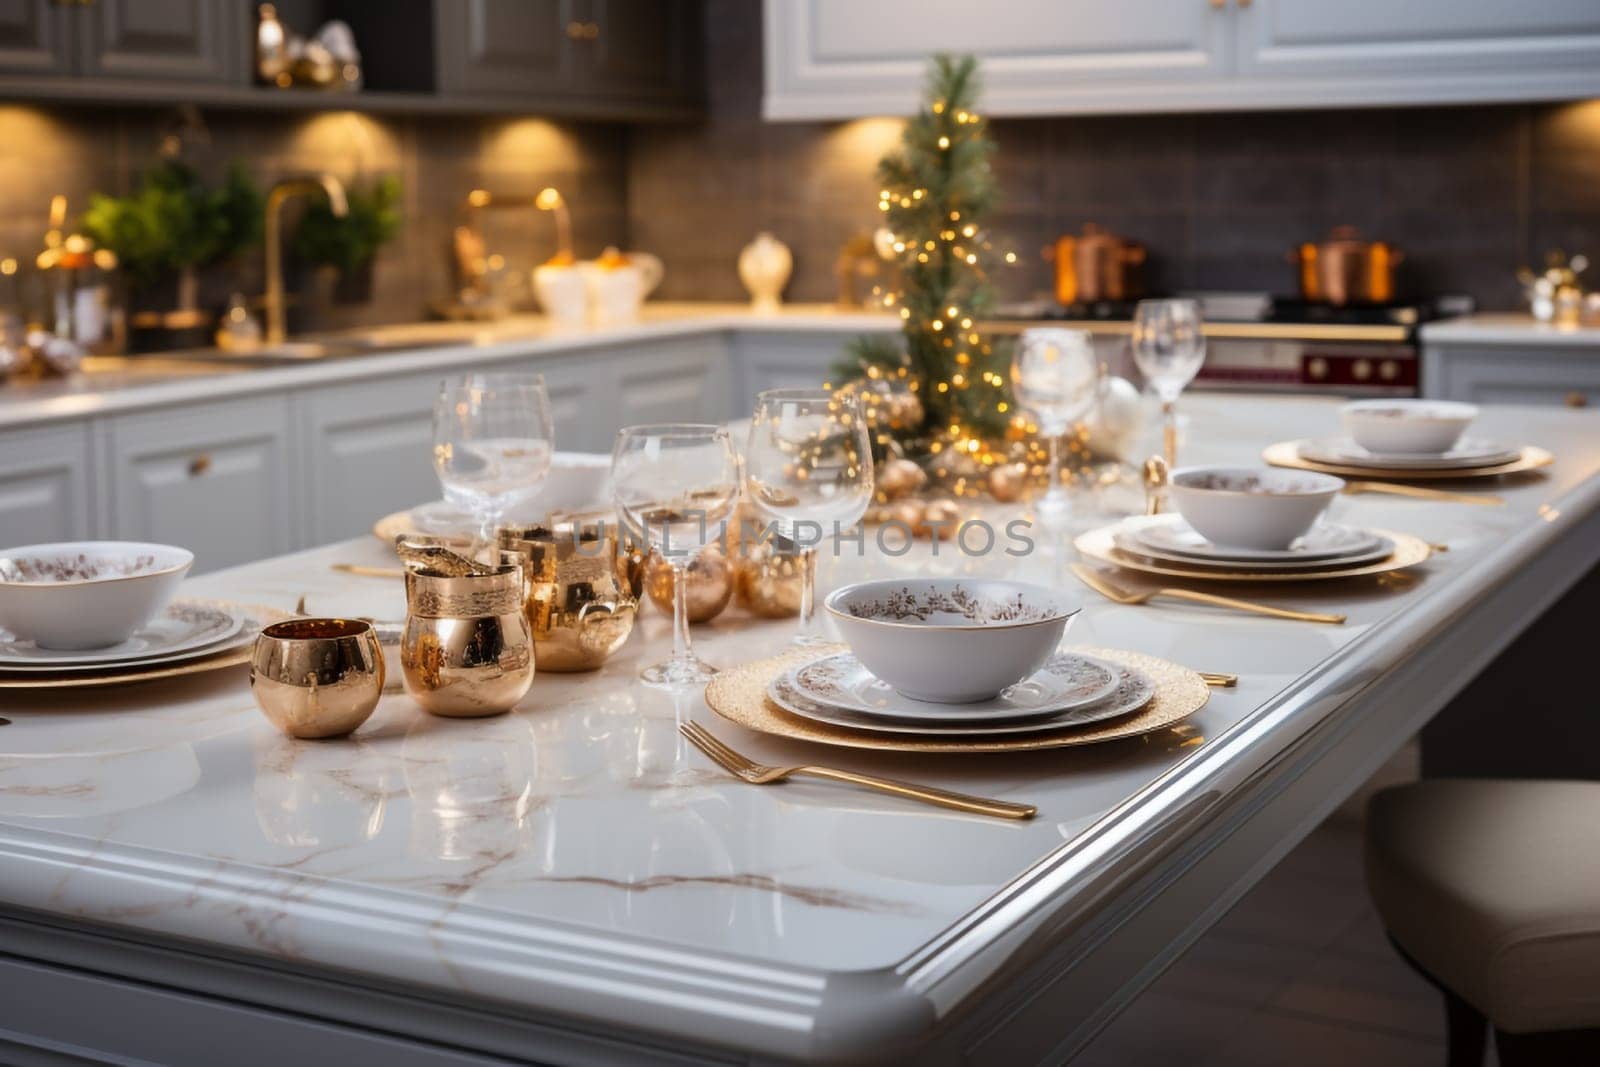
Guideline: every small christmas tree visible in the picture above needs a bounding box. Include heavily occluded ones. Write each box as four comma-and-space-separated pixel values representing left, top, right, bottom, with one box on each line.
834, 53, 1013, 452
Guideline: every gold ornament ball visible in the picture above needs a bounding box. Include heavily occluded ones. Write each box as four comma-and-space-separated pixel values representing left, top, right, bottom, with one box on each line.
914, 498, 962, 539
732, 539, 806, 618
878, 457, 927, 501
887, 499, 925, 532
646, 546, 734, 622
987, 461, 1028, 503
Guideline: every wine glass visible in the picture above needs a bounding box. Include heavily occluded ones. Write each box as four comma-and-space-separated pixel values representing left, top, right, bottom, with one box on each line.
1132, 298, 1206, 467
611, 424, 740, 687
1010, 328, 1100, 523
432, 372, 554, 556
745, 388, 875, 645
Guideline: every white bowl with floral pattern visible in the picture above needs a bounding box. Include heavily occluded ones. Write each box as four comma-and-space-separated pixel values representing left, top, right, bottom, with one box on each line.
0, 541, 193, 650
824, 578, 1081, 704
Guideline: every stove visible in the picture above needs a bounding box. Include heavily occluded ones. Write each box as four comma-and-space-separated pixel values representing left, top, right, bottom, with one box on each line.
990, 295, 1474, 397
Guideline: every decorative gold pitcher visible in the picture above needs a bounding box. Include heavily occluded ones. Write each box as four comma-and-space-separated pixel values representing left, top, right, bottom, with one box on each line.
401, 564, 533, 717
498, 523, 637, 672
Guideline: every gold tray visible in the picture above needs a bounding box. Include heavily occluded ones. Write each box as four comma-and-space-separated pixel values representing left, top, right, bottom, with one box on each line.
0, 602, 289, 690
704, 645, 1208, 753
1074, 524, 1432, 583
1264, 440, 1553, 481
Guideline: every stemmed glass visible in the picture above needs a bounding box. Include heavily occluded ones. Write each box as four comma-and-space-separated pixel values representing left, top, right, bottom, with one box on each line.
745, 388, 875, 645
1132, 298, 1206, 467
1010, 328, 1101, 523
611, 424, 740, 687
432, 372, 554, 556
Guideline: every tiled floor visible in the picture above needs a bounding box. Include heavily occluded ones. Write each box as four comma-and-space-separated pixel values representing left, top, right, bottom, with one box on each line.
1072, 815, 1480, 1066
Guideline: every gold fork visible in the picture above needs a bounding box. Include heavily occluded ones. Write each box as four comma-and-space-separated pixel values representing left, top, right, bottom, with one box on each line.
333, 563, 406, 578
1072, 564, 1346, 625
679, 721, 1036, 820
1341, 481, 1503, 506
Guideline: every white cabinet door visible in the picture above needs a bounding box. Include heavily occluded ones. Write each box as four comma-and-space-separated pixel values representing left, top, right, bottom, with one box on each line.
300, 374, 439, 545
0, 424, 94, 547
103, 396, 297, 574
1235, 0, 1600, 106
765, 0, 1230, 119
612, 339, 734, 429
1423, 344, 1600, 408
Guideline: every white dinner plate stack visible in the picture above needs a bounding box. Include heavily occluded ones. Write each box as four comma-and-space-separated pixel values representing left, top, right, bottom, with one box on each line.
1111, 514, 1396, 574
0, 600, 259, 682
766, 649, 1158, 737
1296, 436, 1522, 472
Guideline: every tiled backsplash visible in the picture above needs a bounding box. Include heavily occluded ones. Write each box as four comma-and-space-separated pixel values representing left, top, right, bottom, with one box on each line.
4, 0, 1598, 329
0, 106, 627, 334
629, 0, 1600, 312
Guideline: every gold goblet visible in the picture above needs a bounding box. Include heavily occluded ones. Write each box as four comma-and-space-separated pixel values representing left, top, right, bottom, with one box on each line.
249, 618, 385, 740
401, 565, 534, 718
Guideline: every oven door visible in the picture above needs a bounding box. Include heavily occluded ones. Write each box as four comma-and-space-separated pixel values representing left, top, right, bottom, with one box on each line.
1194, 339, 1418, 396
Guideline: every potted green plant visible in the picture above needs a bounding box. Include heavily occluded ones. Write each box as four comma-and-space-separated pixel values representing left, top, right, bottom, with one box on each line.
81, 159, 262, 315
292, 174, 401, 304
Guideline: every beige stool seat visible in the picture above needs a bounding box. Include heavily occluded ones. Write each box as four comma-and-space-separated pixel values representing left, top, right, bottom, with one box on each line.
1365, 779, 1600, 1034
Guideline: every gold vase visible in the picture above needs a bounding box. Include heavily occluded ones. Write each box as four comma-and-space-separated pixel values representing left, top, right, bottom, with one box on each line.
401, 564, 533, 718
498, 522, 638, 672
250, 618, 385, 739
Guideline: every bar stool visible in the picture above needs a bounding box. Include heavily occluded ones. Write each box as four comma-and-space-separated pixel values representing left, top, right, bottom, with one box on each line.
1365, 779, 1600, 1066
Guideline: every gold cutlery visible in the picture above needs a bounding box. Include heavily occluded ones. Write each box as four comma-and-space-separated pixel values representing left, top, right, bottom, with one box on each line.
679, 721, 1037, 820
333, 563, 405, 579
1341, 481, 1503, 506
1071, 564, 1346, 625
1202, 672, 1238, 688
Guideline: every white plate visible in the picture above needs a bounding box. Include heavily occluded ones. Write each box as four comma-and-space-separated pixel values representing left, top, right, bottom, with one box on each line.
1113, 527, 1395, 573
781, 650, 1121, 724
769, 661, 1156, 737
1130, 515, 1383, 563
1298, 436, 1520, 470
0, 601, 241, 668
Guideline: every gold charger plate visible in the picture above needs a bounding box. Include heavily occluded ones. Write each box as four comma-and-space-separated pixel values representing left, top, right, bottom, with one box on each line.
0, 601, 290, 690
704, 644, 1208, 753
1264, 440, 1553, 481
1075, 524, 1432, 583
372, 508, 473, 550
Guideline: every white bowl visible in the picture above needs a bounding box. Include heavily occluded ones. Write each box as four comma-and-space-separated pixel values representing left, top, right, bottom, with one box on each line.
1169, 467, 1344, 551
0, 542, 193, 650
824, 578, 1080, 704
1340, 399, 1478, 455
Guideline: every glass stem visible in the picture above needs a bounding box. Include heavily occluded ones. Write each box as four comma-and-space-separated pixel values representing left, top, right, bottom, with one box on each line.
1049, 432, 1064, 498
670, 561, 694, 665
796, 546, 818, 639
1162, 400, 1178, 468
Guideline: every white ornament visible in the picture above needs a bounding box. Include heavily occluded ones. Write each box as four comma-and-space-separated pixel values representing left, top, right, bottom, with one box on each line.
738, 232, 792, 313
1083, 376, 1143, 460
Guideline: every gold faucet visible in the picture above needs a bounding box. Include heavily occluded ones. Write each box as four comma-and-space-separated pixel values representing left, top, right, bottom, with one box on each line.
264, 176, 348, 345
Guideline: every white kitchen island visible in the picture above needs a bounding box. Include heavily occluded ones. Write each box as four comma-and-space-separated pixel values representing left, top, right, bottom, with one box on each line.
0, 396, 1596, 1064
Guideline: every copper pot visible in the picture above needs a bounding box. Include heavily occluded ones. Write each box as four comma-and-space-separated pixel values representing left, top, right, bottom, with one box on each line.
1054, 224, 1146, 304
1291, 226, 1404, 305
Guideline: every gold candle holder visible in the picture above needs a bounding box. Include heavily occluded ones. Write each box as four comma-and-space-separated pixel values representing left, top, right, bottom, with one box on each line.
401, 564, 533, 718
249, 618, 385, 739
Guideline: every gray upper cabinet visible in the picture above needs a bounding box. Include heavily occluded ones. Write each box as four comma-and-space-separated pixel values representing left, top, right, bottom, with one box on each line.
0, 0, 241, 84
435, 0, 700, 114
435, 0, 575, 97
77, 0, 241, 83
0, 0, 71, 76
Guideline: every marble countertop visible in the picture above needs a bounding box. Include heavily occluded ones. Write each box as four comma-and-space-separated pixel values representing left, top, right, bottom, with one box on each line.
1, 395, 1597, 1060
0, 303, 897, 431
1420, 312, 1600, 347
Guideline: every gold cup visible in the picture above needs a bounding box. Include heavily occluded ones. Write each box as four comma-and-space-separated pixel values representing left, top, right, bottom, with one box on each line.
498, 523, 638, 672
249, 618, 385, 740
401, 564, 533, 718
